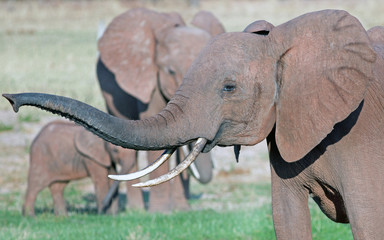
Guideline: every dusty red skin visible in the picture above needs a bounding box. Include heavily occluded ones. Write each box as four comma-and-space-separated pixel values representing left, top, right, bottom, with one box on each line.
4, 9, 384, 239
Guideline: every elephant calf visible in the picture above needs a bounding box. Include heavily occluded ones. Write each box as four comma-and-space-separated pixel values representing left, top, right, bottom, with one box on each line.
23, 120, 142, 216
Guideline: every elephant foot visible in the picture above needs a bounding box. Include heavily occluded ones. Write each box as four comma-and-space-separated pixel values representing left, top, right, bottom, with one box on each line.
22, 205, 35, 217
171, 203, 190, 212
171, 197, 190, 212
54, 207, 68, 216
148, 183, 173, 213
127, 199, 145, 210
148, 197, 190, 213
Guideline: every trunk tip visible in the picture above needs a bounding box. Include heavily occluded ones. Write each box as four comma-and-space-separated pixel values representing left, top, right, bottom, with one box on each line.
2, 93, 20, 112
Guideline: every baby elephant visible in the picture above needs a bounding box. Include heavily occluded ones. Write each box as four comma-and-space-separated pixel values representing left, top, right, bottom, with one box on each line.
23, 120, 140, 216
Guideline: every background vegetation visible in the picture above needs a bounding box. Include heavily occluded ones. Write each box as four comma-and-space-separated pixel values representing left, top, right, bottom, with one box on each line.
1, 0, 383, 239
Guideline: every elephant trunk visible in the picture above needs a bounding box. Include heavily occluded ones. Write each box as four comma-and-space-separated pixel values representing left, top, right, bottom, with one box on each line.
2, 93, 197, 150
3, 92, 216, 187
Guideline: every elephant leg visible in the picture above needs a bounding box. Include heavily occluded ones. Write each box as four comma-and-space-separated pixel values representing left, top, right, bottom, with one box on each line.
271, 171, 312, 240
342, 182, 384, 239
125, 150, 145, 210
94, 178, 112, 214
172, 171, 190, 211
148, 150, 172, 212
106, 168, 119, 214
23, 167, 49, 216
49, 181, 69, 216
23, 183, 45, 216
173, 149, 190, 209
148, 150, 189, 212
87, 160, 115, 214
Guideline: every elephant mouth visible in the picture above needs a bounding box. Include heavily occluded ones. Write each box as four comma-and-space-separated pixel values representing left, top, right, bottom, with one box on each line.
201, 138, 217, 153
109, 138, 207, 187
201, 120, 243, 152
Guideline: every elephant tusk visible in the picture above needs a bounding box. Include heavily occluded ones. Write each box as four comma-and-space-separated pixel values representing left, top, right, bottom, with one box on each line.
108, 148, 176, 181
182, 145, 201, 180
132, 138, 207, 188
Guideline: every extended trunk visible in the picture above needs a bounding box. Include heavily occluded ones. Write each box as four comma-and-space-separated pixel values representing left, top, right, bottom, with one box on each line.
3, 93, 194, 150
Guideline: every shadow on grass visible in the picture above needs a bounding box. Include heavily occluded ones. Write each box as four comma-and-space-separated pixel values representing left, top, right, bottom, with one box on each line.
33, 193, 126, 215
32, 190, 203, 216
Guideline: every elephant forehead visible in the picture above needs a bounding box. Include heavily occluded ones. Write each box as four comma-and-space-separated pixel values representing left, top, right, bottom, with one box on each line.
162, 27, 211, 58
196, 33, 264, 70
196, 38, 250, 69
167, 27, 210, 41
186, 56, 248, 89
183, 32, 266, 86
208, 32, 259, 54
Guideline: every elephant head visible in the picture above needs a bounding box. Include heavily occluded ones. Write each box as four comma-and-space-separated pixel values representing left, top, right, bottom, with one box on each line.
74, 128, 134, 170
3, 10, 377, 186
98, 8, 224, 104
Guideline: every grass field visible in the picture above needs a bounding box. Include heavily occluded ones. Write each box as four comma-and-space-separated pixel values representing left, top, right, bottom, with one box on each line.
0, 183, 353, 240
1, 0, 383, 239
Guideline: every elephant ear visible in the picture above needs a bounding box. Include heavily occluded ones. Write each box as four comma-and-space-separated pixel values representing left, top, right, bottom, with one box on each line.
75, 129, 111, 167
367, 26, 384, 57
166, 12, 186, 27
367, 26, 384, 45
271, 10, 376, 162
158, 69, 178, 101
243, 20, 274, 35
191, 10, 225, 36
98, 9, 181, 103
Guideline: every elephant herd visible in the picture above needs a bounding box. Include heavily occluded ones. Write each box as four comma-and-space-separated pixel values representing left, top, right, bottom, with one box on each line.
4, 7, 384, 240
23, 8, 225, 216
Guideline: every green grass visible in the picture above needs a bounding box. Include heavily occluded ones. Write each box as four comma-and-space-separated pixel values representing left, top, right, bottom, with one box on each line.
18, 113, 40, 123
0, 29, 105, 109
0, 29, 107, 122
0, 202, 353, 240
0, 182, 353, 240
0, 209, 271, 240
0, 123, 13, 132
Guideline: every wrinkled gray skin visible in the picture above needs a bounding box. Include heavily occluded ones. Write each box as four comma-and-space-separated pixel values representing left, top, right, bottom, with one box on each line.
97, 8, 224, 212
23, 120, 141, 216
4, 10, 384, 239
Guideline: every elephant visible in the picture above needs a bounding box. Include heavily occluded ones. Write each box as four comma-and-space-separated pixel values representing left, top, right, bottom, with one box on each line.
4, 9, 384, 239
96, 8, 224, 212
23, 120, 142, 216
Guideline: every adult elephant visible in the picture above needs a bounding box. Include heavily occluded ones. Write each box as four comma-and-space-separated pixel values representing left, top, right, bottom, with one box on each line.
23, 120, 140, 216
96, 8, 224, 212
5, 10, 384, 239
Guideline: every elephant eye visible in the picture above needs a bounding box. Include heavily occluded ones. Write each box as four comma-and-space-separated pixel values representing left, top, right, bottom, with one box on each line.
168, 68, 176, 75
223, 84, 236, 92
